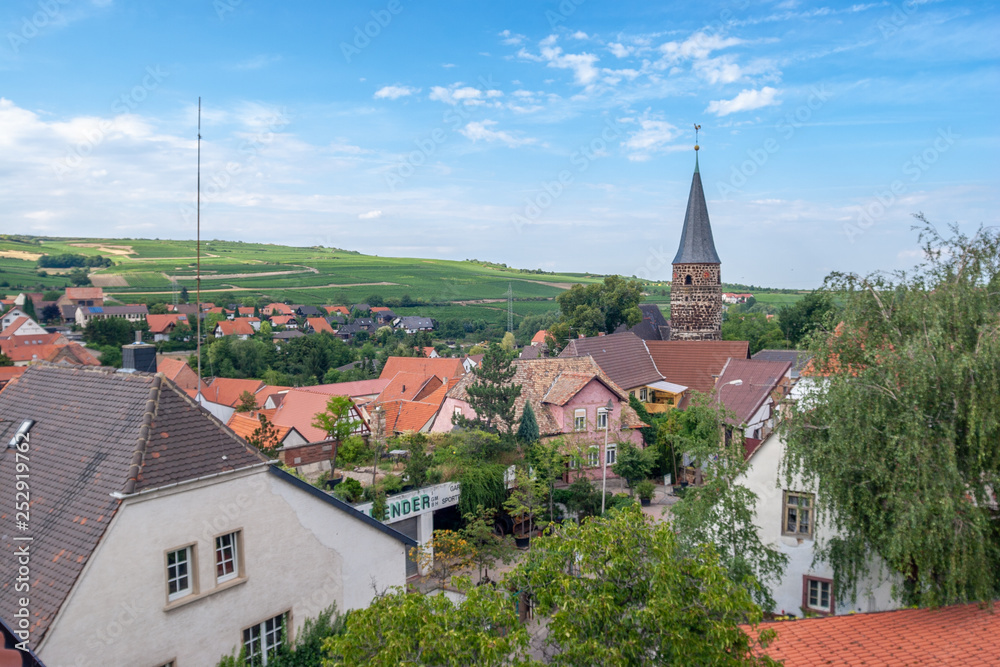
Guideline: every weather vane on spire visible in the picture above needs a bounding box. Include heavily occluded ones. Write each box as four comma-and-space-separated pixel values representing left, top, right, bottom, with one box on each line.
694, 123, 701, 151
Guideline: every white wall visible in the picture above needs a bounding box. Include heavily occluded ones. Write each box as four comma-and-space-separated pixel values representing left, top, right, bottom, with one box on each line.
40, 466, 408, 667
739, 432, 897, 617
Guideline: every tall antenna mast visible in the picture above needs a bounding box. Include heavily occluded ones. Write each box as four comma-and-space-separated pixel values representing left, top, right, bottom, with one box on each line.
195, 98, 203, 400
506, 282, 513, 333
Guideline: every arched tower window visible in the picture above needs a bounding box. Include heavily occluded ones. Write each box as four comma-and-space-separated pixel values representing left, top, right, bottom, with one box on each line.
684, 275, 692, 285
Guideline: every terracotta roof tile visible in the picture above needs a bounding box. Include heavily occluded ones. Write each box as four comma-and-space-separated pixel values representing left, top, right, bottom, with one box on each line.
145, 313, 187, 334
379, 357, 466, 382
307, 317, 334, 334
202, 378, 266, 407
296, 379, 391, 398
216, 319, 255, 337
645, 340, 750, 394
377, 399, 440, 434
377, 372, 442, 404
749, 603, 1000, 666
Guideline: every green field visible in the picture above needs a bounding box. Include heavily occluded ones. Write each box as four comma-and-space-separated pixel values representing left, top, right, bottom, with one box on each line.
0, 235, 804, 327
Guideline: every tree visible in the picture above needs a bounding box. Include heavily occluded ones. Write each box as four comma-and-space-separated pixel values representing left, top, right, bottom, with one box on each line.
245, 414, 281, 458
21, 298, 37, 321
611, 441, 655, 495
668, 393, 788, 611
782, 219, 1000, 608
516, 402, 539, 445
148, 302, 168, 315
462, 506, 516, 583
778, 290, 836, 347
0, 352, 13, 367
83, 317, 135, 347
311, 395, 361, 475
722, 312, 786, 355
503, 465, 546, 538
555, 275, 643, 337
180, 286, 189, 303
527, 438, 563, 521
500, 331, 515, 350
508, 505, 778, 666
40, 303, 61, 324
323, 581, 530, 666
235, 390, 257, 413
453, 343, 521, 438
68, 267, 90, 286
403, 432, 432, 488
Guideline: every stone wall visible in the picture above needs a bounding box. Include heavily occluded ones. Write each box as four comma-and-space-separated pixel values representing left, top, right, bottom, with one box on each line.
670, 262, 722, 340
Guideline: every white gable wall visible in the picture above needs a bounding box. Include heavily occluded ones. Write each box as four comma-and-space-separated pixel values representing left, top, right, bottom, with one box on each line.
40, 466, 407, 667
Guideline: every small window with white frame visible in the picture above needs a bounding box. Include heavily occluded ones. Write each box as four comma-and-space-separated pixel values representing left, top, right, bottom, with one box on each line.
216, 531, 241, 584
803, 576, 834, 615
782, 491, 815, 538
597, 407, 608, 430
166, 545, 194, 602
243, 612, 287, 666
639, 387, 648, 402
573, 408, 586, 431
606, 444, 617, 465
587, 447, 600, 467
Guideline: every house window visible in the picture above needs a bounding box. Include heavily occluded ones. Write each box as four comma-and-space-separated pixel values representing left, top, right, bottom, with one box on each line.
597, 407, 608, 430
574, 409, 586, 431
803, 576, 834, 615
243, 613, 287, 666
639, 388, 648, 402
166, 545, 194, 602
454, 406, 462, 417
783, 492, 814, 538
215, 531, 240, 584
587, 447, 600, 467
606, 444, 617, 465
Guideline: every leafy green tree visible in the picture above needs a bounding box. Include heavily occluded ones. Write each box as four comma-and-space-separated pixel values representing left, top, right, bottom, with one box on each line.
453, 343, 521, 438
611, 441, 655, 495
782, 219, 1000, 607
40, 303, 61, 324
458, 462, 508, 516
516, 402, 539, 445
148, 302, 168, 315
311, 395, 361, 475
722, 312, 786, 354
179, 286, 189, 303
217, 603, 345, 667
669, 394, 788, 611
68, 267, 90, 286
324, 580, 530, 666
83, 317, 135, 347
503, 465, 546, 538
527, 438, 563, 520
508, 505, 778, 666
778, 290, 836, 347
500, 331, 515, 350
235, 390, 257, 413
245, 413, 281, 457
403, 432, 432, 488
0, 351, 13, 367
462, 506, 516, 583
555, 275, 643, 337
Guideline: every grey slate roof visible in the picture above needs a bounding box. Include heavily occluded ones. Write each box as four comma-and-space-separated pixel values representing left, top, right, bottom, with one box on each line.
0, 364, 267, 643
752, 349, 814, 379
672, 155, 721, 265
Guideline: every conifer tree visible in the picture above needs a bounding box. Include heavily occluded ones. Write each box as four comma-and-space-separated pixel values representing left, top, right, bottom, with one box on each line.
454, 343, 521, 438
516, 402, 539, 445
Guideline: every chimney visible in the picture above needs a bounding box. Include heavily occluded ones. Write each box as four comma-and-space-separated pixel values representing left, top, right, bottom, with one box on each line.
121, 331, 157, 373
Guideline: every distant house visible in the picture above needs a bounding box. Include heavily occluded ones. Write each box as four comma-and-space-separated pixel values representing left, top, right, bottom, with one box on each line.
351, 303, 371, 314
394, 316, 434, 334
530, 329, 549, 346
75, 305, 149, 328
272, 330, 305, 347
262, 303, 293, 317
336, 321, 374, 341
1, 307, 34, 330
613, 303, 671, 341
158, 356, 200, 392
462, 353, 484, 372
269, 314, 297, 329
436, 357, 645, 479
714, 357, 793, 456
380, 356, 466, 383
370, 307, 396, 324
325, 305, 350, 316
752, 349, 814, 380
644, 340, 750, 396
295, 305, 322, 318
214, 319, 255, 340
0, 364, 414, 667
0, 315, 48, 339
722, 292, 754, 304
55, 287, 104, 309
146, 313, 188, 342
306, 317, 335, 334
237, 306, 255, 317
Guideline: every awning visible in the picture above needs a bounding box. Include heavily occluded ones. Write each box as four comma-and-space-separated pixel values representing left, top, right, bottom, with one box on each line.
648, 380, 688, 394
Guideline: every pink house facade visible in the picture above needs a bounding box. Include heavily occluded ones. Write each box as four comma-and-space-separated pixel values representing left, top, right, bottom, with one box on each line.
433, 357, 646, 480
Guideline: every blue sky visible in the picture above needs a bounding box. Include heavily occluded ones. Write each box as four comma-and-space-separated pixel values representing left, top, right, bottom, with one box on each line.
1, 0, 996, 287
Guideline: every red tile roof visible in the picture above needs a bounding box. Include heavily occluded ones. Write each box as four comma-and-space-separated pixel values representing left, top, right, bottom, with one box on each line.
158, 357, 200, 392
145, 313, 187, 334
0, 316, 31, 338
65, 287, 104, 300
266, 302, 294, 315
238, 306, 255, 316
226, 411, 293, 449
325, 305, 350, 316
270, 315, 295, 326
216, 319, 255, 337
296, 378, 391, 398
750, 603, 1000, 666
370, 306, 392, 313
202, 377, 266, 407
531, 329, 549, 345
376, 372, 442, 404
270, 389, 354, 442
377, 399, 440, 434
307, 317, 334, 334
715, 358, 792, 425
379, 356, 466, 382
645, 340, 750, 394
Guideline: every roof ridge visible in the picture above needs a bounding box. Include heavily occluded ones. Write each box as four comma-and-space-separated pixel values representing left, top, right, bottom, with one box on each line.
123, 374, 163, 494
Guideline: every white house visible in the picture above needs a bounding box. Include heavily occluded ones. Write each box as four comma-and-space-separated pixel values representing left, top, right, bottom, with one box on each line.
0, 363, 414, 667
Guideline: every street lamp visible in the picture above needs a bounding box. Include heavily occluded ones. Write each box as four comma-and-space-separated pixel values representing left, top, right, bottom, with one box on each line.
600, 398, 614, 515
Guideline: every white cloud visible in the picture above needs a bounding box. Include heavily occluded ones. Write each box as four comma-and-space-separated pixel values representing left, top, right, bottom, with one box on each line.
499, 29, 525, 45
358, 210, 383, 220
428, 84, 502, 106
459, 120, 535, 147
571, 31, 589, 39
694, 56, 744, 84
232, 54, 281, 70
374, 85, 419, 100
659, 32, 745, 63
608, 42, 632, 58
535, 36, 601, 86
706, 87, 780, 116
624, 115, 682, 160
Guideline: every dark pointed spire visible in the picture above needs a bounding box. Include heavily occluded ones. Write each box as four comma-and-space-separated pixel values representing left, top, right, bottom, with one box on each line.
672, 141, 721, 265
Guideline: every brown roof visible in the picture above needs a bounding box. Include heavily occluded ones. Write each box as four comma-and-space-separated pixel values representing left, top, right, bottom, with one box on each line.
46, 343, 101, 366
714, 358, 792, 426
226, 411, 293, 447
202, 377, 266, 407
749, 603, 1000, 666
379, 356, 466, 382
157, 357, 200, 392
447, 357, 642, 436
216, 319, 255, 337
558, 331, 664, 390
376, 372, 442, 404
0, 364, 265, 643
645, 340, 750, 394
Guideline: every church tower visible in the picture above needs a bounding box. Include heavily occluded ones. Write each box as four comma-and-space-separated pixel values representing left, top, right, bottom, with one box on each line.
669, 133, 722, 341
